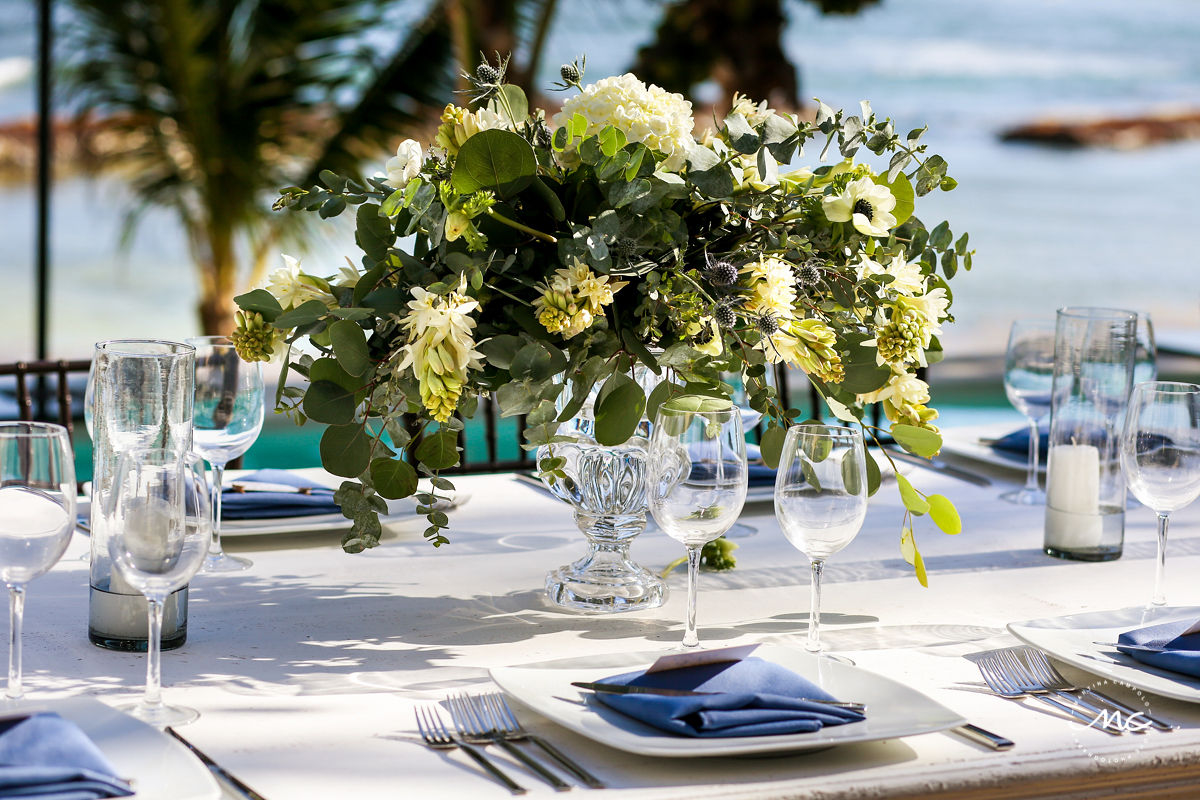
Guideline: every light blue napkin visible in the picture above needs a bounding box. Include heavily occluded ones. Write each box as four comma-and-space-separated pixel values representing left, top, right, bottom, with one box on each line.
594, 657, 865, 737
221, 469, 339, 520
1117, 619, 1200, 679
0, 713, 133, 800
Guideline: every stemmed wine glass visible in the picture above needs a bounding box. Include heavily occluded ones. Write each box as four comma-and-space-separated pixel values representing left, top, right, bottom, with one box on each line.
648, 398, 748, 649
0, 422, 76, 701
106, 448, 210, 726
774, 425, 868, 654
1119, 382, 1200, 607
187, 336, 264, 573
724, 368, 777, 539
1002, 320, 1056, 505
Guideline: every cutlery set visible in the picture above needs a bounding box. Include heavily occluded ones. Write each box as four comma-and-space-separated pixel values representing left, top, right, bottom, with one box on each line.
417, 692, 604, 794
976, 646, 1177, 735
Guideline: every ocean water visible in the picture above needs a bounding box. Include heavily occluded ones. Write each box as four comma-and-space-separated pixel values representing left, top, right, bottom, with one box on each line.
1, 0, 1198, 364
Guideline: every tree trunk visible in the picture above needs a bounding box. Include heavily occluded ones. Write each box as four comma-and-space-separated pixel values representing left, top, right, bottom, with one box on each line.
195, 223, 238, 336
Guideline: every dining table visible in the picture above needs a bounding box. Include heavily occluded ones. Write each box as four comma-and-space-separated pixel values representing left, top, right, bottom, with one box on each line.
19, 427, 1200, 800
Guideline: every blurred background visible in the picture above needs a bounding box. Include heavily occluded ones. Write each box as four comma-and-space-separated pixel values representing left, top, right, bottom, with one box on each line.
2, 0, 1198, 466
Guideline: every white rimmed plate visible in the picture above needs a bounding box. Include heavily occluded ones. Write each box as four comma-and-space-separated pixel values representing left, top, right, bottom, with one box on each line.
5, 697, 219, 799
1008, 605, 1200, 704
489, 644, 965, 757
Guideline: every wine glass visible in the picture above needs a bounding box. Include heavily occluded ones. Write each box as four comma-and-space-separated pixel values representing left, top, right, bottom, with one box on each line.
106, 448, 210, 727
724, 367, 778, 539
0, 422, 76, 701
774, 425, 868, 653
1119, 382, 1200, 607
1134, 312, 1157, 387
1002, 320, 1056, 505
648, 399, 748, 648
187, 336, 265, 573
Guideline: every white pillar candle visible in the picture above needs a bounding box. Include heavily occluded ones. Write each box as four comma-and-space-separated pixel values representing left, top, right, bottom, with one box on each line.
1045, 444, 1103, 548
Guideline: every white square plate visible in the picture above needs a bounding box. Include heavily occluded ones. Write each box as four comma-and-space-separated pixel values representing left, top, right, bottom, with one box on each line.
489, 644, 965, 757
1007, 606, 1200, 704
5, 697, 219, 799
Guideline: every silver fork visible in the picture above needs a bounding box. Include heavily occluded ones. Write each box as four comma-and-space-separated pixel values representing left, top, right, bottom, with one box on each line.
977, 655, 1120, 735
1020, 647, 1176, 732
415, 704, 528, 795
481, 692, 606, 789
996, 650, 1121, 726
447, 694, 571, 791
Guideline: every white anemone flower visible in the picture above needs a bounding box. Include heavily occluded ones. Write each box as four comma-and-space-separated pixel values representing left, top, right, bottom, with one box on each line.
822, 177, 897, 237
263, 254, 327, 309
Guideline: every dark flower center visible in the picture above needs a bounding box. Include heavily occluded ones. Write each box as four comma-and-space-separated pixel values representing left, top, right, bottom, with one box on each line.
852, 198, 874, 219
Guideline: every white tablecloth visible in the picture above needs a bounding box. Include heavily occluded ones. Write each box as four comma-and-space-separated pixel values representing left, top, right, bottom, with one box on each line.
21, 442, 1200, 799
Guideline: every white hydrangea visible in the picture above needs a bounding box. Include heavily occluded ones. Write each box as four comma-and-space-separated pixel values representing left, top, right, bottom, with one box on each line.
552, 73, 695, 172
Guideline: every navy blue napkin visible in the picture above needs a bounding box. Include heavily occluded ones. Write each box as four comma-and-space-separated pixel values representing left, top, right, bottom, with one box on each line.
593, 657, 865, 737
221, 469, 339, 521
989, 423, 1049, 460
0, 713, 133, 800
1117, 619, 1200, 679
743, 445, 776, 488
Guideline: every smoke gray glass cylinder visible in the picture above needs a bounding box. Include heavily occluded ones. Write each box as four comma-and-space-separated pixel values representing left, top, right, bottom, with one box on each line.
88, 339, 195, 650
1043, 308, 1137, 561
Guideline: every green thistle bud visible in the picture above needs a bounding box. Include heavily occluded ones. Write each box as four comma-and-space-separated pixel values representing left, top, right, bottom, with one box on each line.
714, 301, 738, 329
476, 62, 500, 84
756, 312, 779, 336
795, 263, 822, 288
230, 311, 280, 363
560, 63, 580, 84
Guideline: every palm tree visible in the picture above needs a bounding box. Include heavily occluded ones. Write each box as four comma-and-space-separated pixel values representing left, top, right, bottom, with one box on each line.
61, 0, 558, 335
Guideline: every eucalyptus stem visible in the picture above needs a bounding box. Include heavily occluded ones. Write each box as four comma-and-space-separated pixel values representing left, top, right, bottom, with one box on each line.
486, 208, 557, 243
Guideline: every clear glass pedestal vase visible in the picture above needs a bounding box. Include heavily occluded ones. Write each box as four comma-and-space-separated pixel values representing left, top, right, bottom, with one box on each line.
540, 424, 666, 613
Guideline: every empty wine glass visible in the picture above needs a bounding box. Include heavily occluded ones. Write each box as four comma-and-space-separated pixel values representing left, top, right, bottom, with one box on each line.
1002, 320, 1056, 505
187, 336, 264, 573
649, 398, 748, 649
106, 448, 210, 726
0, 422, 76, 701
724, 368, 778, 539
775, 425, 868, 653
1119, 382, 1200, 607
1134, 312, 1157, 386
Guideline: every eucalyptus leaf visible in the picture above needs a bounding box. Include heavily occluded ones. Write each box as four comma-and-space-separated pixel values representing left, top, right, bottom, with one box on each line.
320, 424, 371, 477
415, 429, 460, 470
274, 299, 328, 329
865, 450, 882, 497
891, 424, 942, 458
593, 372, 645, 446
477, 335, 525, 370
329, 320, 371, 377
234, 289, 282, 322
927, 494, 962, 534
370, 457, 418, 500
759, 424, 786, 470
451, 129, 537, 198
302, 380, 356, 425
895, 473, 930, 515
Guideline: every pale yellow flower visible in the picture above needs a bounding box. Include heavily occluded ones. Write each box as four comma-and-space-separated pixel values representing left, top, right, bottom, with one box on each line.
741, 257, 797, 320
822, 177, 897, 237
435, 104, 505, 156
858, 368, 939, 431
855, 254, 926, 296
395, 283, 484, 422
533, 259, 625, 338
263, 254, 329, 309
729, 93, 772, 127
552, 73, 695, 172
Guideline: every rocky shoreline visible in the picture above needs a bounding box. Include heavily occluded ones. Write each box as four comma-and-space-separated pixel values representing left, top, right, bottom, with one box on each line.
1001, 110, 1200, 148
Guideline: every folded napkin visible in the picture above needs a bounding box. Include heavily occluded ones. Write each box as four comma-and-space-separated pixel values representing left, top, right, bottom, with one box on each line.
989, 423, 1049, 460
0, 713, 133, 800
593, 657, 865, 738
1117, 619, 1200, 678
221, 469, 339, 521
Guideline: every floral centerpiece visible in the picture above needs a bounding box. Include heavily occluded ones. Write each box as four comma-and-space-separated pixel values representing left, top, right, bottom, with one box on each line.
232, 57, 971, 583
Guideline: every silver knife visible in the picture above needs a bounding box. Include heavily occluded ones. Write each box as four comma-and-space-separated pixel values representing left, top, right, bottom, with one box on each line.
571, 681, 866, 712
883, 447, 993, 487
166, 727, 269, 800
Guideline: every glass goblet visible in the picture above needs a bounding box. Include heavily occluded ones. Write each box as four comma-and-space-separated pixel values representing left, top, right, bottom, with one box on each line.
1002, 319, 1056, 505
0, 422, 76, 701
187, 336, 265, 573
106, 448, 210, 727
774, 425, 868, 654
1120, 382, 1200, 607
649, 399, 748, 649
